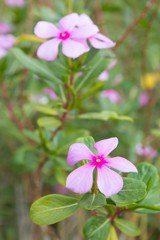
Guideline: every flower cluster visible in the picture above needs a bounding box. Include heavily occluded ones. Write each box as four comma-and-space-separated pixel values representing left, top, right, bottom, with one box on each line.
0, 22, 15, 58
34, 13, 116, 61
66, 138, 137, 197
5, 0, 25, 7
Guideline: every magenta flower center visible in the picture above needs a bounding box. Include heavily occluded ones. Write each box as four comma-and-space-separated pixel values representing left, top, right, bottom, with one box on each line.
92, 155, 107, 168
59, 31, 70, 40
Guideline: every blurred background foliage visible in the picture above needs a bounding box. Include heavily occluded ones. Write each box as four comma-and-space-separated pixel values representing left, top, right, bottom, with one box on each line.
0, 0, 160, 239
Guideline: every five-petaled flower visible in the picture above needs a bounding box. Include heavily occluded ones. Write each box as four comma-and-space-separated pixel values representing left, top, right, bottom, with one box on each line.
34, 13, 115, 61
66, 137, 137, 197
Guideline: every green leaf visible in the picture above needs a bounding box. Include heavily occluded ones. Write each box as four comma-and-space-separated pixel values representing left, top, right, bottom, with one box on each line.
75, 54, 109, 91
37, 117, 61, 128
77, 111, 133, 122
79, 193, 106, 210
107, 225, 118, 240
83, 216, 110, 240
75, 136, 96, 155
11, 48, 62, 85
80, 81, 106, 101
54, 167, 67, 186
35, 105, 59, 116
22, 129, 40, 143
128, 162, 159, 188
111, 178, 147, 206
135, 182, 160, 213
115, 219, 140, 236
30, 194, 79, 225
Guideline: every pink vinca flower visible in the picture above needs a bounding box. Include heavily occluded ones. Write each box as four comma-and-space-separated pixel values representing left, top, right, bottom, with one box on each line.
34, 13, 99, 61
0, 34, 15, 58
139, 93, 149, 107
136, 143, 157, 159
0, 22, 12, 34
101, 89, 121, 104
5, 0, 25, 6
98, 59, 117, 81
43, 88, 58, 100
66, 138, 137, 197
78, 14, 116, 49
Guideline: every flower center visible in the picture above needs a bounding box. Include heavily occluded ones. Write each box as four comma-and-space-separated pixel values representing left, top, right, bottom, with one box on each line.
96, 158, 101, 163
59, 31, 70, 40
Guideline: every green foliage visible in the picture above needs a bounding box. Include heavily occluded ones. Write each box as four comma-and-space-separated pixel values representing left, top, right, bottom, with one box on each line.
34, 105, 59, 116
79, 193, 106, 210
77, 111, 133, 122
30, 194, 79, 225
128, 162, 159, 188
115, 219, 140, 236
11, 48, 62, 85
37, 117, 61, 128
1, 2, 160, 239
83, 216, 110, 240
75, 53, 109, 91
111, 178, 147, 206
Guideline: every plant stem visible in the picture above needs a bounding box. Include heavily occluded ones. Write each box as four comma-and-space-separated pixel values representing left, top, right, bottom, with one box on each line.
92, 170, 98, 194
113, 0, 158, 51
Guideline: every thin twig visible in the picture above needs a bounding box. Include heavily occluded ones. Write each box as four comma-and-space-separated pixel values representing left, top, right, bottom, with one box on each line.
2, 84, 24, 131
142, 6, 158, 74
113, 0, 158, 51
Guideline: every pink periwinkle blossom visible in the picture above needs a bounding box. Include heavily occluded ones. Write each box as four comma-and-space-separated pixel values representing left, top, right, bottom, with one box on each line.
5, 0, 25, 6
98, 59, 117, 81
78, 14, 116, 49
98, 70, 109, 81
0, 34, 15, 58
0, 22, 12, 34
43, 88, 58, 100
34, 13, 115, 61
66, 138, 137, 197
136, 143, 157, 159
101, 89, 121, 104
139, 93, 149, 107
34, 13, 99, 61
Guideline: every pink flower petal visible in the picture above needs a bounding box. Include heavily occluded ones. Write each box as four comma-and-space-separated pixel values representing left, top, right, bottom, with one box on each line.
0, 48, 7, 58
74, 38, 90, 52
0, 22, 12, 34
34, 21, 59, 39
62, 39, 87, 59
139, 93, 149, 107
98, 70, 109, 81
107, 59, 117, 70
93, 137, 118, 158
89, 33, 116, 49
5, 0, 25, 6
58, 13, 79, 32
78, 14, 93, 26
66, 163, 95, 194
0, 34, 15, 49
106, 157, 138, 173
67, 143, 94, 166
97, 165, 123, 197
101, 89, 121, 104
37, 38, 61, 61
43, 88, 58, 100
71, 24, 99, 39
